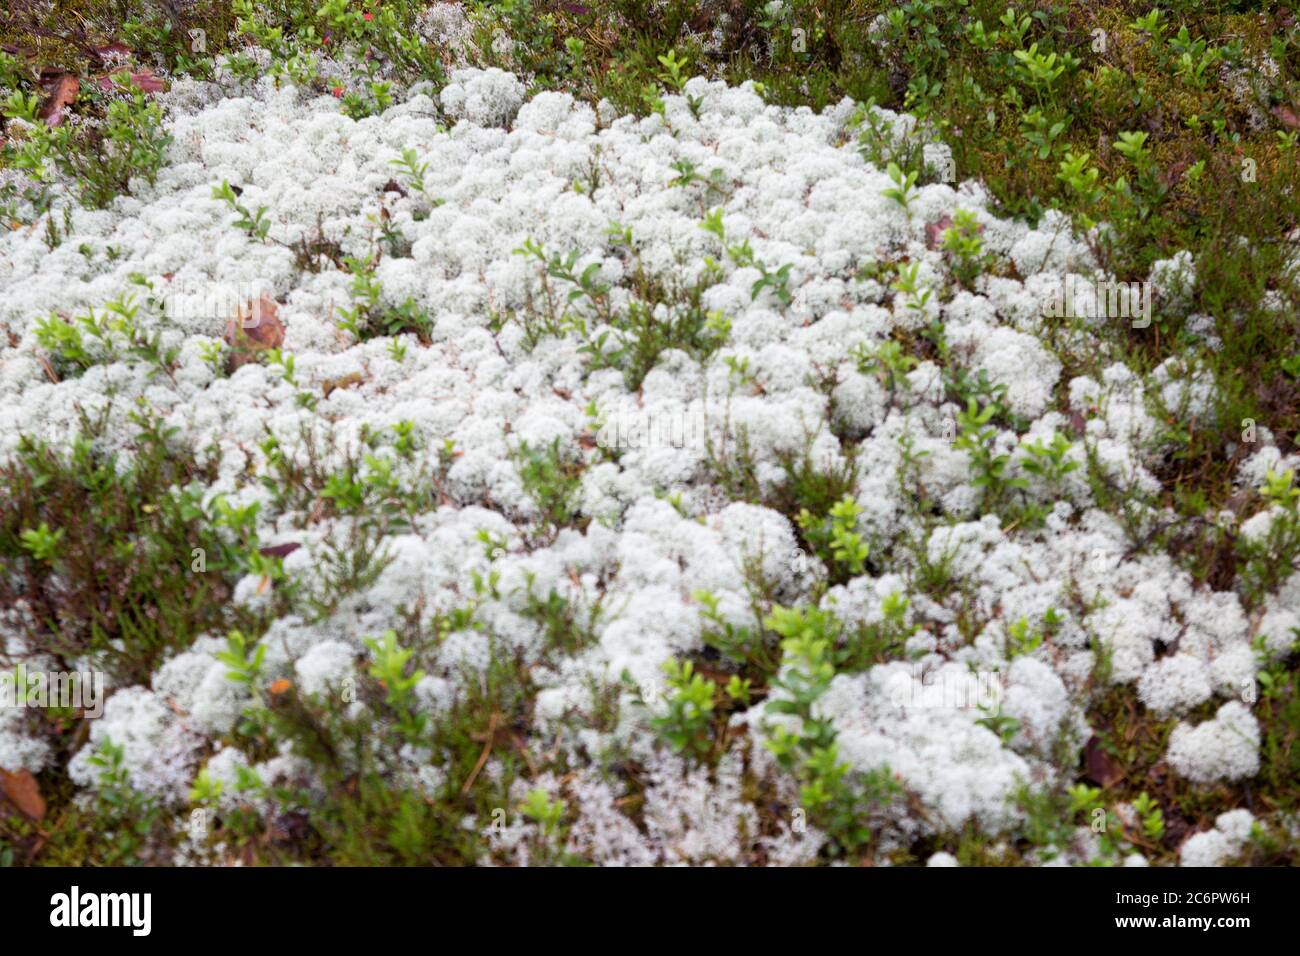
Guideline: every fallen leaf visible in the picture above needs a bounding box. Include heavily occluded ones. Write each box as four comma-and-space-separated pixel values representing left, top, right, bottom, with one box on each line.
271, 809, 310, 844
322, 371, 364, 397
133, 70, 167, 94
1069, 410, 1088, 437
1165, 813, 1193, 849
1083, 735, 1124, 788
240, 295, 281, 337
1274, 105, 1300, 131
224, 296, 285, 371
381, 179, 407, 196
38, 74, 79, 126
258, 541, 301, 559
0, 767, 46, 821
93, 42, 133, 61
96, 67, 165, 94
925, 216, 954, 250
1223, 489, 1252, 517
1158, 159, 1189, 189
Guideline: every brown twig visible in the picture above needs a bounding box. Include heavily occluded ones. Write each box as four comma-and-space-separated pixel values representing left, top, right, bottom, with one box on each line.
459, 711, 500, 797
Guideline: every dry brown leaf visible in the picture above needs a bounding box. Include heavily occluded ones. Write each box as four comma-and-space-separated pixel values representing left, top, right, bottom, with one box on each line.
38, 74, 80, 127
93, 42, 133, 61
258, 541, 301, 559
1158, 159, 1190, 189
238, 295, 283, 342
322, 372, 364, 398
1083, 735, 1124, 789
925, 216, 954, 251
0, 767, 47, 821
96, 67, 165, 94
1274, 105, 1300, 131
224, 296, 285, 371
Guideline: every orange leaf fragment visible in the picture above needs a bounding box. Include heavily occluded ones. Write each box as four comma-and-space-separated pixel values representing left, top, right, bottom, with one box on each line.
0, 767, 46, 821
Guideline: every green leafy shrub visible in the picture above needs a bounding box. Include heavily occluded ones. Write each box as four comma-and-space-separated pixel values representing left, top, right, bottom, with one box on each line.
5, 76, 170, 209
763, 604, 900, 857
0, 413, 249, 683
